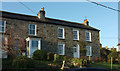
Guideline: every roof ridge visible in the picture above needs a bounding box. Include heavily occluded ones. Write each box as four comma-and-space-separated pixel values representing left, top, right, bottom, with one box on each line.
0, 10, 36, 17
0, 10, 100, 31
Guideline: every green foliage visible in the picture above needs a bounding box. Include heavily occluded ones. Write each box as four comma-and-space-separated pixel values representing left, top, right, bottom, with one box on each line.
54, 54, 66, 62
107, 51, 118, 64
33, 50, 47, 60
70, 58, 87, 67
12, 56, 34, 68
47, 52, 54, 61
117, 52, 120, 64
100, 48, 111, 62
71, 58, 83, 64
107, 51, 118, 59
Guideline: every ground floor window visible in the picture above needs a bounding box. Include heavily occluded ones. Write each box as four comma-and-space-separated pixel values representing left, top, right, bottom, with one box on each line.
58, 43, 65, 55
73, 44, 80, 58
86, 46, 92, 56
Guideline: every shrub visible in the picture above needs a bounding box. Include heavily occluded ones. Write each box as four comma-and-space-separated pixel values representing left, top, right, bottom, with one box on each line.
118, 53, 120, 64
54, 54, 67, 62
12, 55, 34, 68
2, 58, 13, 69
100, 48, 111, 62
70, 58, 83, 67
33, 50, 47, 60
47, 52, 54, 61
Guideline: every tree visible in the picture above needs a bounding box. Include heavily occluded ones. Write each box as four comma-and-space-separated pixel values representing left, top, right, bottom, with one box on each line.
117, 51, 120, 64
100, 48, 111, 62
107, 51, 118, 63
1, 28, 25, 58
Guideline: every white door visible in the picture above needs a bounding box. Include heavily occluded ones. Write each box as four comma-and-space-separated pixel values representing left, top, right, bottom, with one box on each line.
73, 45, 80, 58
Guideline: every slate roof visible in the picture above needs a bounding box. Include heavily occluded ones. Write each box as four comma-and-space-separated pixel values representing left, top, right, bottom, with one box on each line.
0, 11, 100, 31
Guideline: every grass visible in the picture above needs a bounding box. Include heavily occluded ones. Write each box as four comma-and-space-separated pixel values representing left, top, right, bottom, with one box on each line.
88, 62, 120, 69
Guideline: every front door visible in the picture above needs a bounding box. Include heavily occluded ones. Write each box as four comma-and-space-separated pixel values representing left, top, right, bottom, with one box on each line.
73, 45, 79, 58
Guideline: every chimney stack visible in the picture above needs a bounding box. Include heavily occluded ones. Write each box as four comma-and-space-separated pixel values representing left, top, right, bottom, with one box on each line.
37, 7, 45, 20
83, 19, 89, 26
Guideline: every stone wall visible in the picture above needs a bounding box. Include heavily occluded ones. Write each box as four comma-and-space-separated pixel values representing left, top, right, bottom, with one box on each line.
2, 17, 100, 59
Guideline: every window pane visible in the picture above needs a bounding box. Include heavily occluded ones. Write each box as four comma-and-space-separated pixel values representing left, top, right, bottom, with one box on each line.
31, 30, 33, 34
0, 21, 5, 32
58, 28, 63, 38
2, 27, 4, 32
35, 41, 38, 47
73, 31, 78, 40
32, 40, 38, 47
33, 25, 35, 29
33, 30, 35, 35
58, 44, 63, 55
86, 32, 90, 41
86, 46, 90, 56
2, 21, 4, 26
29, 24, 36, 35
30, 24, 32, 29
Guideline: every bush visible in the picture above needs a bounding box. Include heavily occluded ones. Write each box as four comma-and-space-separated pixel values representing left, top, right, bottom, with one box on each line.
12, 56, 34, 68
2, 58, 13, 69
47, 52, 54, 61
33, 50, 47, 60
54, 54, 67, 62
118, 53, 120, 64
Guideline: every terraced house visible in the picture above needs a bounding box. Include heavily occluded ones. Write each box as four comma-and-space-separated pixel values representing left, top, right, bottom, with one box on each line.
0, 8, 100, 60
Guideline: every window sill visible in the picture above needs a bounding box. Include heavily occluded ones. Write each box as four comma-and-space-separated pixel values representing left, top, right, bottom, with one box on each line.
86, 40, 92, 43
29, 34, 37, 36
59, 54, 65, 55
58, 37, 65, 40
73, 39, 79, 41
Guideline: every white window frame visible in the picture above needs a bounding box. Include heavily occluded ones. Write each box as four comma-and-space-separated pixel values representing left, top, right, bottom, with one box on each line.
29, 24, 37, 36
0, 20, 6, 33
73, 29, 79, 40
58, 43, 65, 55
31, 40, 39, 48
73, 44, 80, 58
85, 31, 91, 42
58, 27, 65, 39
86, 46, 92, 56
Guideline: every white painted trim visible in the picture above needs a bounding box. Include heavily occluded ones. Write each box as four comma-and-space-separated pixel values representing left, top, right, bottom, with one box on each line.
58, 27, 65, 39
86, 46, 92, 56
27, 37, 41, 58
28, 24, 37, 36
77, 44, 80, 58
73, 44, 80, 58
73, 29, 79, 40
58, 43, 65, 55
85, 31, 91, 42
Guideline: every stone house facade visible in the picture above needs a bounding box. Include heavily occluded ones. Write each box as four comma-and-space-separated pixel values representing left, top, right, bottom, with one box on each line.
0, 8, 100, 59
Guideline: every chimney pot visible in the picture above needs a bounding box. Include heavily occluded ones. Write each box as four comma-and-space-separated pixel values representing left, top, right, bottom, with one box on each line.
83, 19, 89, 26
37, 7, 45, 20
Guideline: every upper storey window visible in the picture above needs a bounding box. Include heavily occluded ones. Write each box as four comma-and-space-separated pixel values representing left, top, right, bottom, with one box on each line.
58, 27, 65, 39
73, 29, 79, 40
29, 24, 36, 36
85, 31, 91, 42
0, 20, 6, 33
